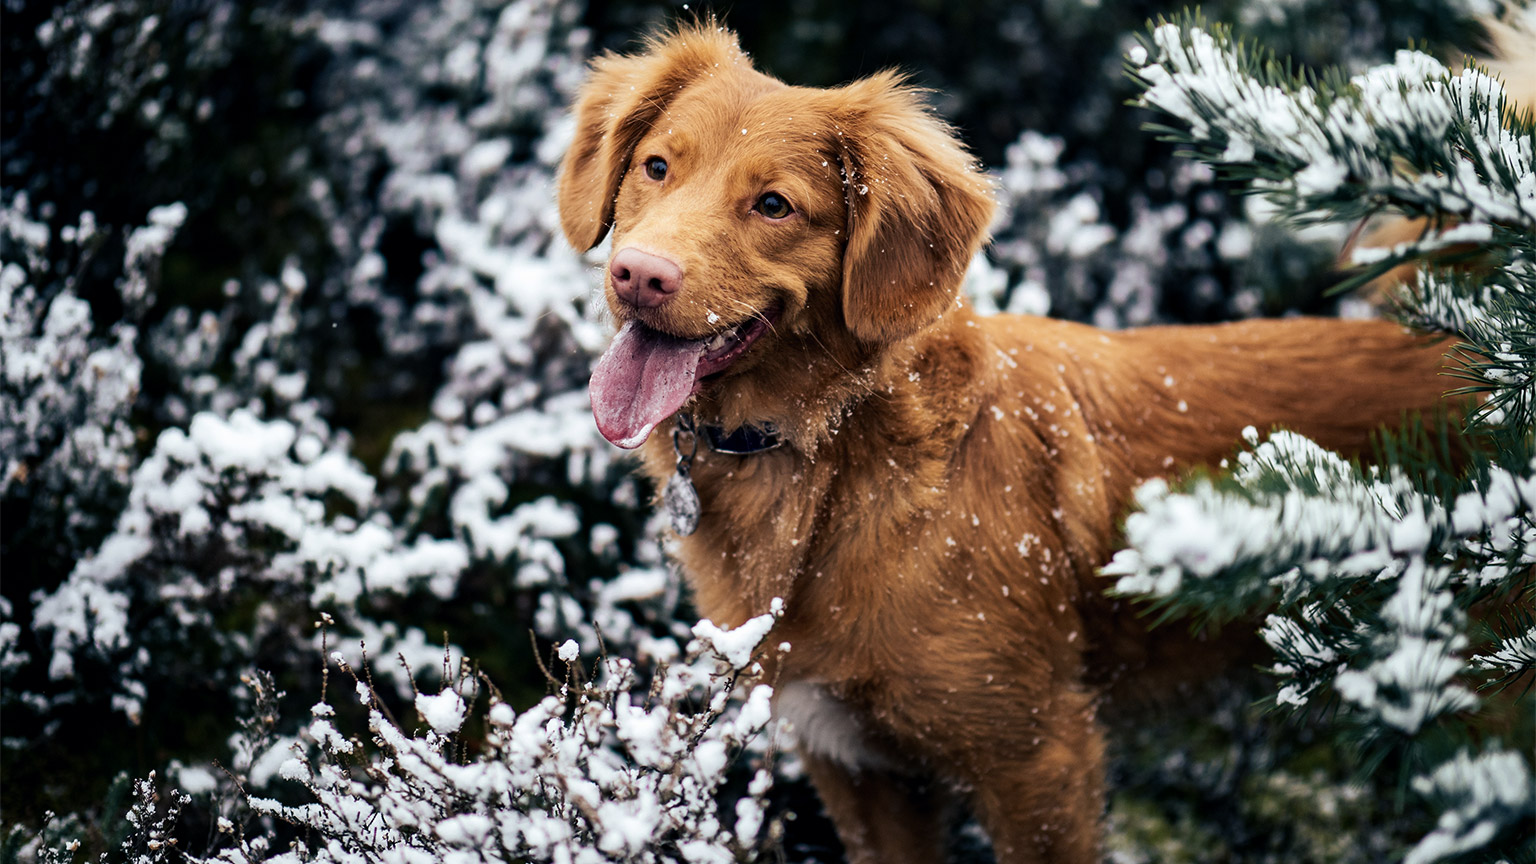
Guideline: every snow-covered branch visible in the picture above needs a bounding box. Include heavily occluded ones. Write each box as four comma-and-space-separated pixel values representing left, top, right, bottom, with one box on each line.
1131, 17, 1536, 231
224, 609, 783, 864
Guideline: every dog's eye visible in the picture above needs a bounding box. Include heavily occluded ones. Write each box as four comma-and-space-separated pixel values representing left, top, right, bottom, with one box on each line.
756, 192, 793, 220
643, 157, 668, 181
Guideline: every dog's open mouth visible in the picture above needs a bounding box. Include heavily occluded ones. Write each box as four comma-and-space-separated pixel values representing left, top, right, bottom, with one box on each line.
590, 308, 778, 449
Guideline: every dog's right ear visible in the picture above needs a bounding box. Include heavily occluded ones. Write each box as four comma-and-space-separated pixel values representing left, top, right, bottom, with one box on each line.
557, 25, 747, 251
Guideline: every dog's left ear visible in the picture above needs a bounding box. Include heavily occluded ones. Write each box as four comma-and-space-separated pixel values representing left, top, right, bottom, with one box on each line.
833, 73, 997, 343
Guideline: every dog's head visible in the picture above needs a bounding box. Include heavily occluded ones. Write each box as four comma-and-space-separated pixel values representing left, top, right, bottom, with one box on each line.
559, 23, 996, 449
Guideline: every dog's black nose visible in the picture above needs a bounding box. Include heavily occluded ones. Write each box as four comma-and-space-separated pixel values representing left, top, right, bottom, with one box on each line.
610, 247, 682, 308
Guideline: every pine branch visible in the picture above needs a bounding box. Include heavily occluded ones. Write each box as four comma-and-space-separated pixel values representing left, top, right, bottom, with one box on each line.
1471, 621, 1536, 686
1108, 424, 1535, 860
1129, 13, 1536, 235
1118, 37, 1536, 859
1392, 237, 1536, 444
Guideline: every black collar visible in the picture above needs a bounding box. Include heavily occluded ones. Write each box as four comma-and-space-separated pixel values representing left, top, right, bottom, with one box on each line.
702, 422, 782, 455
683, 415, 783, 455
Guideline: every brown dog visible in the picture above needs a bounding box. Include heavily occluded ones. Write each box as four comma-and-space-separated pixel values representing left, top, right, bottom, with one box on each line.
558, 24, 1456, 864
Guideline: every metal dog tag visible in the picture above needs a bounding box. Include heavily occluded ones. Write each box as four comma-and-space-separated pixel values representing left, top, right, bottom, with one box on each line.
666, 413, 701, 536
663, 466, 700, 536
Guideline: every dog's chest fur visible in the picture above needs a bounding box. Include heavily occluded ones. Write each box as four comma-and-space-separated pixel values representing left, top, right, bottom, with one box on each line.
635, 314, 1122, 758
774, 681, 885, 771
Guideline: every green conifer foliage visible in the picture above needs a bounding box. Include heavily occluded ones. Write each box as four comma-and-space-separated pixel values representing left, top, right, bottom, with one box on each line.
1112, 15, 1535, 864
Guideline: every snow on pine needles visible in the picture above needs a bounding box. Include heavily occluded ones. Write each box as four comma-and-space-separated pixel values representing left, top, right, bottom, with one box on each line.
1118, 17, 1536, 864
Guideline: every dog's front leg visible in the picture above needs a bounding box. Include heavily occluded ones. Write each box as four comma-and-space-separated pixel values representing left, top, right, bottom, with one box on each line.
966, 686, 1107, 864
799, 752, 953, 864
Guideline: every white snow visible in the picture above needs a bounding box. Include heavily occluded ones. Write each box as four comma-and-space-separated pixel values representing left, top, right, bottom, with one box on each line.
1406, 748, 1533, 864
415, 689, 468, 735
690, 602, 781, 670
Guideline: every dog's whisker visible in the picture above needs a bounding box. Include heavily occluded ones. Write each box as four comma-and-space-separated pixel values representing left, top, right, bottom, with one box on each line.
706, 292, 881, 399
713, 295, 774, 330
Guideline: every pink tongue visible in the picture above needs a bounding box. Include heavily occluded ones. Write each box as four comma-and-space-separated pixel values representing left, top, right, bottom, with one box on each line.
590, 321, 707, 449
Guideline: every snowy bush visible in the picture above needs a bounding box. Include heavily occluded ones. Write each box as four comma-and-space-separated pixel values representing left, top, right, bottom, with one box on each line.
3, 0, 682, 842
204, 609, 782, 864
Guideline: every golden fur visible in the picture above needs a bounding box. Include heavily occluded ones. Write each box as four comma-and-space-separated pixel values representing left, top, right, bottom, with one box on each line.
559, 24, 1460, 864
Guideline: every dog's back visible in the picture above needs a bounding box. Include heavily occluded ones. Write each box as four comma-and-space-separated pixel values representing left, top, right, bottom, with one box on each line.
970, 312, 1458, 704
